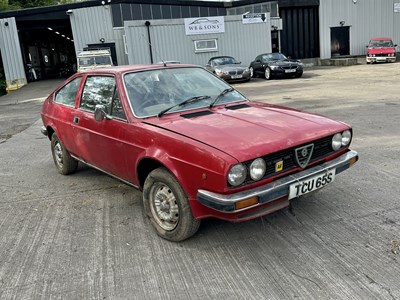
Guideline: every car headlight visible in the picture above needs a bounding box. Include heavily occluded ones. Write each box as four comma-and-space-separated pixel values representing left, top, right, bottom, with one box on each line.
332, 133, 342, 151
244, 67, 250, 73
372, 54, 376, 57
228, 164, 247, 186
249, 158, 266, 181
341, 130, 351, 146
270, 65, 280, 70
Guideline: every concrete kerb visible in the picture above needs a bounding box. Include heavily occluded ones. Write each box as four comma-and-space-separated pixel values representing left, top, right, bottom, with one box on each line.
0, 79, 64, 106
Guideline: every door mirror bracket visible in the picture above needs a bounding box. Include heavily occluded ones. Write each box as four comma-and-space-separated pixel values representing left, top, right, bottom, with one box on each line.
94, 104, 112, 121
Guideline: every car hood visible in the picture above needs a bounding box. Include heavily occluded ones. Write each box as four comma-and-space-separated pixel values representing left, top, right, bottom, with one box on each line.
271, 60, 301, 67
368, 47, 395, 54
144, 102, 349, 162
216, 64, 248, 71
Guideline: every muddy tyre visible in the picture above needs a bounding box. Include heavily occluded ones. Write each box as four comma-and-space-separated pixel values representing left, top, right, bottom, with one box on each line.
51, 133, 78, 175
143, 167, 200, 242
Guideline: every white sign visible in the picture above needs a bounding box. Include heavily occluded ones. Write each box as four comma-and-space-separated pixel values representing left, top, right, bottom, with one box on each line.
242, 13, 268, 24
395, 3, 400, 13
184, 16, 225, 36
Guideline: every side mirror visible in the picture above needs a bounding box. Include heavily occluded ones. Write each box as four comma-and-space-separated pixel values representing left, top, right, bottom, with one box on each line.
94, 104, 112, 121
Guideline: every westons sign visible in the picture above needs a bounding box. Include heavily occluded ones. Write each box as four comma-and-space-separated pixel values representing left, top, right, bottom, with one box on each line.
184, 17, 225, 35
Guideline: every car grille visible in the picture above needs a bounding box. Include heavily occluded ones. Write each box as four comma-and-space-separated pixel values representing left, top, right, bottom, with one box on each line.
281, 65, 298, 70
375, 54, 390, 57
241, 135, 335, 185
229, 70, 244, 75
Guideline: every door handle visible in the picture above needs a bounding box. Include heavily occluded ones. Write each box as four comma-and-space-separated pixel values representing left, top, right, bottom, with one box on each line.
73, 117, 80, 124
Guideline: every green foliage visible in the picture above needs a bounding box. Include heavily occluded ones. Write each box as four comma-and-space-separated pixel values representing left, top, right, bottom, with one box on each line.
0, 0, 74, 11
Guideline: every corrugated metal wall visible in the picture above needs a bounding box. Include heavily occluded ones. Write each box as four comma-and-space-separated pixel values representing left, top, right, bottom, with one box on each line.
0, 17, 26, 89
320, 0, 400, 59
69, 5, 128, 65
125, 15, 271, 67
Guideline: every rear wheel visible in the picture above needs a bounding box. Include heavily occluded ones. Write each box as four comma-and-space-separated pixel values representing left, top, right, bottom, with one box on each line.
143, 167, 200, 242
51, 133, 78, 175
265, 67, 272, 80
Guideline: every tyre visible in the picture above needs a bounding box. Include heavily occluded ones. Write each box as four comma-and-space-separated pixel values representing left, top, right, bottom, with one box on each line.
51, 133, 78, 175
249, 66, 254, 78
143, 167, 201, 242
265, 67, 272, 80
295, 71, 303, 78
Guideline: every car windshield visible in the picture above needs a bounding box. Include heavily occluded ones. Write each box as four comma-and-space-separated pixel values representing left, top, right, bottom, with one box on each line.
369, 40, 394, 48
124, 67, 246, 118
212, 57, 238, 65
262, 53, 287, 62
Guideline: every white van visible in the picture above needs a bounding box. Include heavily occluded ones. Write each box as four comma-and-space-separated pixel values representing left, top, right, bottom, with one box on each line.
77, 49, 113, 72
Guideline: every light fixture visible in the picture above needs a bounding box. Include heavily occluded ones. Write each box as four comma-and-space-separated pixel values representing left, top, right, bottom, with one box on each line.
339, 21, 345, 26
4, 21, 8, 27
47, 27, 53, 31
66, 9, 73, 15
100, 38, 105, 43
352, 0, 357, 3
55, 31, 60, 35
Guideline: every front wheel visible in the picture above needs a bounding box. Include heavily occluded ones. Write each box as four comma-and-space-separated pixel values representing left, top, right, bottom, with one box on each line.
249, 66, 254, 78
51, 133, 78, 175
143, 167, 201, 242
265, 67, 272, 80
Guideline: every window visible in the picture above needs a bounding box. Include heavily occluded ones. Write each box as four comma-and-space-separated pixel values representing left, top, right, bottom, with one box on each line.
194, 39, 218, 53
80, 76, 126, 120
54, 77, 82, 107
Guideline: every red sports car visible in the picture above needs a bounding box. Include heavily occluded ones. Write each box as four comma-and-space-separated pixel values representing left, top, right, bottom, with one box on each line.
41, 64, 358, 241
366, 37, 397, 63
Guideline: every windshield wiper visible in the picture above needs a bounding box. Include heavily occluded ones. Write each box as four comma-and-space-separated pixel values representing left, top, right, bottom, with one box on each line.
209, 88, 235, 108
157, 95, 210, 118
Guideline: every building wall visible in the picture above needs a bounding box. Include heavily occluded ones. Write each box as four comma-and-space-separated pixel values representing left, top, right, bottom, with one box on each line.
68, 5, 128, 65
124, 14, 272, 67
319, 0, 400, 59
0, 17, 26, 90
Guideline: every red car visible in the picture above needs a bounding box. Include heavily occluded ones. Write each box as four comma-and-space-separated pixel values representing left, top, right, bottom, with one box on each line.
366, 37, 397, 63
41, 65, 358, 241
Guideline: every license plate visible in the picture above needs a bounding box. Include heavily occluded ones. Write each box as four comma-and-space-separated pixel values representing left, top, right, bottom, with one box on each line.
285, 69, 296, 73
288, 169, 336, 200
231, 74, 243, 79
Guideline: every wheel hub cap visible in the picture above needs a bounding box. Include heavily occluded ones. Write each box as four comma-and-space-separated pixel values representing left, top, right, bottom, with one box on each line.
151, 183, 179, 231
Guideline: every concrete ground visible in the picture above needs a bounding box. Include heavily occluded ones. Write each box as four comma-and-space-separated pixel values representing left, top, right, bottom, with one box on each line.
0, 63, 399, 299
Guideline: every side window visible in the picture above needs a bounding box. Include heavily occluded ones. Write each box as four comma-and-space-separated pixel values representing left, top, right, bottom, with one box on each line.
110, 89, 126, 120
80, 76, 115, 112
54, 77, 82, 106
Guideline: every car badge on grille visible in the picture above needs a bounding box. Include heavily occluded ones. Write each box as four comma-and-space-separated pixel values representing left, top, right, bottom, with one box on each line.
295, 144, 314, 168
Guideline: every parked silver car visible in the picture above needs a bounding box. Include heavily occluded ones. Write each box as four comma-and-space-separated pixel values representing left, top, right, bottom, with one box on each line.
206, 56, 251, 82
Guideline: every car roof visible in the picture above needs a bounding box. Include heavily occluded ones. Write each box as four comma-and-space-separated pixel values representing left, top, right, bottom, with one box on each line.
370, 37, 393, 41
77, 64, 198, 75
209, 56, 235, 60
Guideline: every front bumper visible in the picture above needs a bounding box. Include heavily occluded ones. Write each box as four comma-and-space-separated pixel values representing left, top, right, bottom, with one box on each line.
217, 73, 251, 82
366, 56, 396, 63
197, 150, 358, 213
41, 126, 48, 136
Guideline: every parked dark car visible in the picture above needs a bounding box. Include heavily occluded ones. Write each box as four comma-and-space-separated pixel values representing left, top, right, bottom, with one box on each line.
206, 56, 251, 82
249, 53, 303, 80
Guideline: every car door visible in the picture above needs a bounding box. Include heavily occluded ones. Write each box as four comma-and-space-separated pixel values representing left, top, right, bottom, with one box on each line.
50, 76, 83, 156
72, 75, 132, 180
252, 55, 264, 75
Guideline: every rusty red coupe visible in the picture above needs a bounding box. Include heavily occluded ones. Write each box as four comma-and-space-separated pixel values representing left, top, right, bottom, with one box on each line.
41, 64, 358, 241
